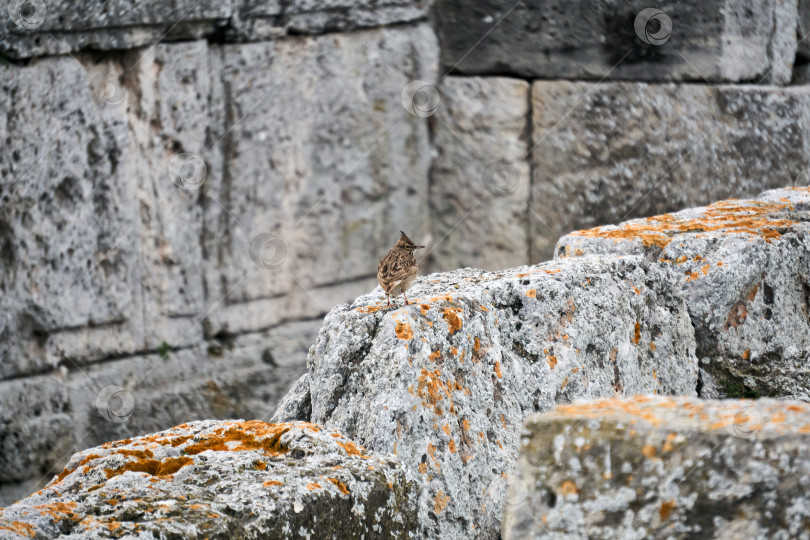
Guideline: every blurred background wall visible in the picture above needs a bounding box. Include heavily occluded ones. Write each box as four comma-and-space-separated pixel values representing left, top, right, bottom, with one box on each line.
2, 0, 810, 504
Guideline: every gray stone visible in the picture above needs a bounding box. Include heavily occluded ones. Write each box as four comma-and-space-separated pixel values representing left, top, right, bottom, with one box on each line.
0, 0, 433, 59
0, 56, 142, 378
799, 0, 810, 60
503, 396, 810, 539
435, 0, 797, 84
0, 321, 314, 506
531, 82, 810, 261
203, 24, 437, 333
429, 76, 530, 273
556, 186, 810, 399
0, 420, 419, 538
0, 41, 216, 377
0, 23, 439, 502
273, 255, 698, 538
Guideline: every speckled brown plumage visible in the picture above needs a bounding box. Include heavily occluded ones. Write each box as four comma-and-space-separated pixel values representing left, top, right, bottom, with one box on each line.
377, 231, 425, 306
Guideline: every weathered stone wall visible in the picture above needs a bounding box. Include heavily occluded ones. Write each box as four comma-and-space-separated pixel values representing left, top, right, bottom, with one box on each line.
0, 19, 437, 504
1, 189, 808, 537
3, 0, 810, 505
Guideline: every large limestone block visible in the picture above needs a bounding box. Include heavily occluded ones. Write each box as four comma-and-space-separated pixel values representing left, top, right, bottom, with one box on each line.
203, 24, 437, 334
273, 256, 698, 538
0, 1, 232, 59
430, 76, 530, 273
0, 421, 418, 538
531, 82, 810, 261
435, 0, 797, 84
0, 0, 433, 58
503, 396, 810, 539
0, 57, 142, 377
0, 41, 215, 376
557, 187, 810, 399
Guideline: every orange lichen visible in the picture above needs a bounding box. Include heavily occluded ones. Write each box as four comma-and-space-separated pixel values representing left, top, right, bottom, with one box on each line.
742, 349, 751, 360
461, 419, 470, 431
449, 440, 457, 453
632, 321, 641, 345
104, 456, 193, 480
547, 355, 557, 369
559, 481, 578, 496
433, 490, 451, 513
114, 449, 154, 460
183, 421, 296, 456
418, 463, 428, 474
34, 502, 79, 523
357, 305, 383, 314
662, 433, 676, 452
659, 500, 676, 521
641, 445, 657, 459
254, 461, 267, 470
442, 308, 463, 334
306, 482, 322, 491
420, 304, 431, 315
416, 368, 459, 416
569, 198, 797, 249
441, 424, 451, 435
429, 350, 441, 362
0, 520, 35, 538
473, 337, 481, 353
649, 341, 656, 352
494, 361, 503, 378
395, 321, 413, 340
327, 478, 349, 495
526, 289, 537, 298
263, 480, 283, 487
336, 440, 369, 459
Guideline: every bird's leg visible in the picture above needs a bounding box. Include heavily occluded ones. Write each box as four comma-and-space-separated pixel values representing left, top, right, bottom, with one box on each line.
387, 294, 391, 307
404, 292, 409, 305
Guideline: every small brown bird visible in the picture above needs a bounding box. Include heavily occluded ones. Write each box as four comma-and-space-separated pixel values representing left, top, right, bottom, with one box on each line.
377, 231, 425, 307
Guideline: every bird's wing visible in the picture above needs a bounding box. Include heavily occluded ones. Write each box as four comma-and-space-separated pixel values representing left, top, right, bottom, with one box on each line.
378, 250, 416, 288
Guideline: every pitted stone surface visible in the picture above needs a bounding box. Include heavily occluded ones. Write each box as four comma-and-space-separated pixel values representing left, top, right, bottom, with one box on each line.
0, 421, 419, 539
273, 254, 699, 538
503, 396, 810, 539
557, 187, 810, 399
436, 0, 797, 84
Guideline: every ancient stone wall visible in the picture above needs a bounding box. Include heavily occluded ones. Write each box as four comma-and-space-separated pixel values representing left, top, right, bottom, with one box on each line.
2, 0, 810, 504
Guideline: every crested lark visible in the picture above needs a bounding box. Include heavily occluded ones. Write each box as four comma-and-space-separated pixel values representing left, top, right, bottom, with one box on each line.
377, 231, 425, 307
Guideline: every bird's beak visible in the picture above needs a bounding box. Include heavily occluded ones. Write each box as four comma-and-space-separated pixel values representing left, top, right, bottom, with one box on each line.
416, 245, 426, 249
